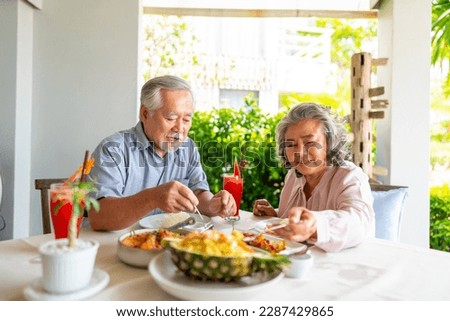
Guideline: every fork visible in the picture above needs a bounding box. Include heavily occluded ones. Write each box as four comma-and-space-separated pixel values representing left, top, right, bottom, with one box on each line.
193, 205, 207, 227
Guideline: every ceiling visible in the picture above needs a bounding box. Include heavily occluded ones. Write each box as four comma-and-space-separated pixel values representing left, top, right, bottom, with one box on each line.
143, 0, 381, 19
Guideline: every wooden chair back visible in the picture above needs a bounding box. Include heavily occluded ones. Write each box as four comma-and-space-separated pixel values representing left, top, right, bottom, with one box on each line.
34, 178, 66, 234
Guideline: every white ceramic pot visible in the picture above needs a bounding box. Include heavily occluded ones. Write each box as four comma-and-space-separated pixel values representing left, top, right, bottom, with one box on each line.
38, 238, 99, 294
285, 252, 314, 279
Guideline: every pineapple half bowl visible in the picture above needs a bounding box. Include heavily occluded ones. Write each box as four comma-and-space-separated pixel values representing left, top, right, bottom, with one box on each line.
161, 230, 290, 282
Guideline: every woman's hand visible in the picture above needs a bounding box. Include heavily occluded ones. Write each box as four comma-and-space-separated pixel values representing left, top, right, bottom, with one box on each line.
273, 207, 317, 242
253, 199, 277, 217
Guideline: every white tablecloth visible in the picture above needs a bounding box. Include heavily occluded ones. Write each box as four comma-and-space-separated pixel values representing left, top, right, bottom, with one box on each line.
1, 211, 450, 301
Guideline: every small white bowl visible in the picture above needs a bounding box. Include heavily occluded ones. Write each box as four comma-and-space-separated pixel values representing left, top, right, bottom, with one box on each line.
117, 229, 164, 268
285, 252, 313, 279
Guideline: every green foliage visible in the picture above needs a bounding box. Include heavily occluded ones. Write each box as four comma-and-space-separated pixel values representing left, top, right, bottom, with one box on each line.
68, 181, 99, 247
430, 93, 450, 167
432, 0, 450, 97
430, 139, 450, 168
69, 181, 100, 217
430, 119, 450, 168
432, 0, 450, 66
430, 185, 450, 221
430, 77, 450, 168
430, 184, 450, 252
431, 120, 450, 143
279, 92, 348, 117
430, 81, 450, 112
142, 15, 200, 80
190, 98, 287, 211
315, 18, 377, 70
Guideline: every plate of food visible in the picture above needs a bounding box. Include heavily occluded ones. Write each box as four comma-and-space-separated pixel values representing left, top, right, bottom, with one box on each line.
139, 212, 213, 232
117, 228, 182, 268
149, 252, 284, 301
241, 230, 307, 256
149, 230, 288, 300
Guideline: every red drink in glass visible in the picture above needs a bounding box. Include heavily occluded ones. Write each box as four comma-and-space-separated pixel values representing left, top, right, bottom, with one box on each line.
49, 183, 83, 239
223, 174, 243, 217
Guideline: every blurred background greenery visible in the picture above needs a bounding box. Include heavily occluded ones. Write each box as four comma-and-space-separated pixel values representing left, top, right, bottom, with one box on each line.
190, 96, 287, 211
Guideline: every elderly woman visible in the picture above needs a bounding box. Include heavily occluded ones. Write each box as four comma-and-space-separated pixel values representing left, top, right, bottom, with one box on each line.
253, 103, 375, 252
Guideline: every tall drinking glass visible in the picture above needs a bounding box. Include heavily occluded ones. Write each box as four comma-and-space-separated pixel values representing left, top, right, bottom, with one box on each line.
49, 183, 83, 239
222, 173, 243, 230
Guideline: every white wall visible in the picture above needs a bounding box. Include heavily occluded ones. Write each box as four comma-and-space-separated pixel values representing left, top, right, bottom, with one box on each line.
0, 0, 35, 239
14, 1, 34, 237
0, 0, 142, 239
28, 0, 142, 236
0, 0, 20, 240
376, 0, 431, 247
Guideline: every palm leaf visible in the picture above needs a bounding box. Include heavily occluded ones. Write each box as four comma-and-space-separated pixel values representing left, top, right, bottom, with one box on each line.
431, 0, 450, 65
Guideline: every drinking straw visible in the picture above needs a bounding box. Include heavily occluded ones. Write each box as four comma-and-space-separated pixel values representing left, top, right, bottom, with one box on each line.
233, 157, 241, 178
79, 150, 90, 183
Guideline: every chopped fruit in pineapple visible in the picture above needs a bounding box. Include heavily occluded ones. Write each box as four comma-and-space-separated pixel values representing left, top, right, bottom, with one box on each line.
163, 230, 290, 282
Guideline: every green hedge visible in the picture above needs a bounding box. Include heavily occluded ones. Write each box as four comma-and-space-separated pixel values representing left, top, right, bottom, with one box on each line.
189, 103, 287, 211
430, 184, 450, 252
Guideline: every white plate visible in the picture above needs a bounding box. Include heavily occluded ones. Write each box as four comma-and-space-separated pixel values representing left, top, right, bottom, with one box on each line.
244, 230, 308, 256
139, 213, 213, 232
148, 252, 284, 301
254, 217, 287, 233
23, 269, 109, 301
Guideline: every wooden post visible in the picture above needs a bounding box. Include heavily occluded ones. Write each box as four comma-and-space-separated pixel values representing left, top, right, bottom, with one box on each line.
350, 52, 389, 179
351, 52, 373, 176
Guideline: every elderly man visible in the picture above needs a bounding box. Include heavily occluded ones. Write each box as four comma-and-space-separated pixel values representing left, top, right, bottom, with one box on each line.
87, 75, 235, 231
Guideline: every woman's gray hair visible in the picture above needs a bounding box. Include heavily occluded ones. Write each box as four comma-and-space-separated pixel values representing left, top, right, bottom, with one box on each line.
276, 102, 351, 171
140, 75, 194, 112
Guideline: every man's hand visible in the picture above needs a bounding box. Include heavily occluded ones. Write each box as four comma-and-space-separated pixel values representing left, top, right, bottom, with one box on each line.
207, 190, 236, 217
153, 181, 198, 213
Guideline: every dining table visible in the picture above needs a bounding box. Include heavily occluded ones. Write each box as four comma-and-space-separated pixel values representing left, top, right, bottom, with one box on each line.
1, 210, 450, 301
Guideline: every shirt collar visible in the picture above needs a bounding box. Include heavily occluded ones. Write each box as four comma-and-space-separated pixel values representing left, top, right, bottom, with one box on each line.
134, 121, 153, 149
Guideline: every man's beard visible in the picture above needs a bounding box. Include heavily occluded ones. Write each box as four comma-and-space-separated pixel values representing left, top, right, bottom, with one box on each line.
159, 133, 183, 152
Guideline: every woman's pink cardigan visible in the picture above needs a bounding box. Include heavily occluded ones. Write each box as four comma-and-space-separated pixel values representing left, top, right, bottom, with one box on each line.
277, 161, 375, 252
